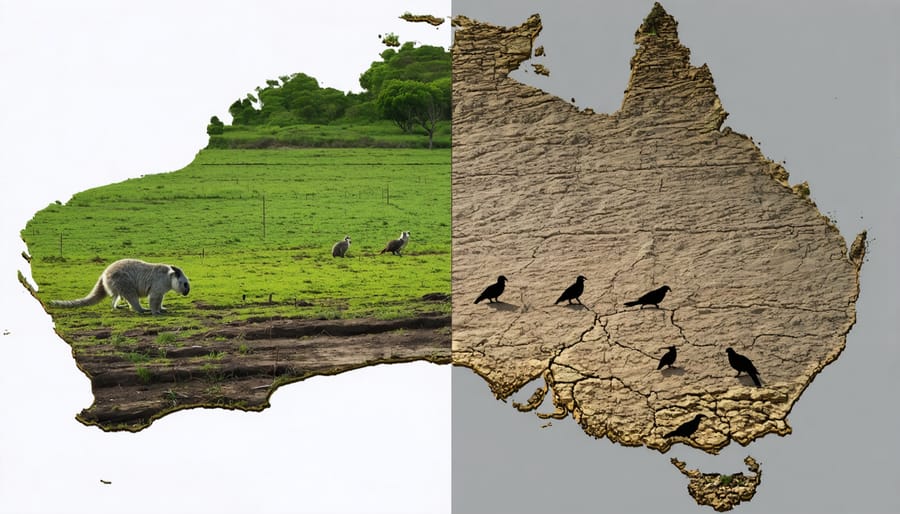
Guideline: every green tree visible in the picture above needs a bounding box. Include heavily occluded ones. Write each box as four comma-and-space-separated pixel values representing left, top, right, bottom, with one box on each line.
228, 94, 259, 126
248, 73, 353, 125
377, 78, 449, 149
206, 116, 225, 135
359, 42, 450, 97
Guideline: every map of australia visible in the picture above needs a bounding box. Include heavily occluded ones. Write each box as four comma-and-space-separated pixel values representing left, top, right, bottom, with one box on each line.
451, 4, 864, 507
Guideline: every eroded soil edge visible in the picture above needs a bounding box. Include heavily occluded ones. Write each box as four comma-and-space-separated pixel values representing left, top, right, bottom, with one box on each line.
73, 314, 449, 431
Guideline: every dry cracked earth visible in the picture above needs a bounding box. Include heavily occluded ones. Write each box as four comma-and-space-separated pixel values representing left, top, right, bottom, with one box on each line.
451, 5, 864, 509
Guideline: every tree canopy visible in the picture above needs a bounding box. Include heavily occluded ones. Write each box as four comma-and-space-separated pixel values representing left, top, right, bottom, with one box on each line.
217, 40, 450, 140
377, 77, 450, 149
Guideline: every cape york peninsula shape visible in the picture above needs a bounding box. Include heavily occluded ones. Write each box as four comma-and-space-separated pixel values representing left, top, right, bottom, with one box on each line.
451, 1, 864, 459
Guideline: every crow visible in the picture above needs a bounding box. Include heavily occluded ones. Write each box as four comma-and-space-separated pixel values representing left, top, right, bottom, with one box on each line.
624, 285, 671, 308
657, 346, 677, 370
726, 347, 761, 387
664, 414, 705, 439
555, 275, 587, 305
474, 276, 508, 304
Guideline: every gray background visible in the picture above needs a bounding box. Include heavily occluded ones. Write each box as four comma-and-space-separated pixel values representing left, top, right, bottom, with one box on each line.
451, 1, 900, 512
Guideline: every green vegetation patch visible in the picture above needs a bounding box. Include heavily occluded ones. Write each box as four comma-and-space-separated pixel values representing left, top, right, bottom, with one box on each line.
207, 120, 449, 150
23, 148, 450, 339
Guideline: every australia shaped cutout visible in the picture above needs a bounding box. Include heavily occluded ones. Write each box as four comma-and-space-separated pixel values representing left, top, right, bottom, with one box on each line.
451, 0, 864, 484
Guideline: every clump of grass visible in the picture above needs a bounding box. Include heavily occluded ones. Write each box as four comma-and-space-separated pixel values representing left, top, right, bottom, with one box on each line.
109, 332, 142, 348
201, 362, 223, 382
124, 351, 150, 364
156, 332, 178, 344
163, 389, 180, 407
237, 343, 252, 355
135, 366, 152, 384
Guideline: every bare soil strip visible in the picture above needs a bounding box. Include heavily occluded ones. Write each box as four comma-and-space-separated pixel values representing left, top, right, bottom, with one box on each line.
74, 314, 450, 431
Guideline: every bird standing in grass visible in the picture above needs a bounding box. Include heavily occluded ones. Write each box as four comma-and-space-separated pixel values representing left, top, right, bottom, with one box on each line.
332, 236, 351, 257
474, 276, 508, 304
726, 347, 762, 387
381, 231, 409, 256
664, 414, 705, 439
555, 275, 587, 305
625, 285, 671, 308
657, 346, 677, 370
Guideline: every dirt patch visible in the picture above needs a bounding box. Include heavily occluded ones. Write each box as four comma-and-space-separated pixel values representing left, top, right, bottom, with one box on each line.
671, 457, 762, 512
74, 313, 449, 431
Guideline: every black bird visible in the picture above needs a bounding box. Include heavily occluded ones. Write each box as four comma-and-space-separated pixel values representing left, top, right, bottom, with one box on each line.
624, 285, 671, 308
726, 347, 761, 387
664, 414, 705, 439
555, 275, 587, 305
474, 276, 508, 304
657, 346, 677, 370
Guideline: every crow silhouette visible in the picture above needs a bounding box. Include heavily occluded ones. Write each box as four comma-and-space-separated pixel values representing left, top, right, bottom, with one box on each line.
664, 414, 705, 439
555, 275, 586, 305
474, 276, 508, 304
657, 346, 677, 370
625, 285, 671, 308
726, 347, 761, 387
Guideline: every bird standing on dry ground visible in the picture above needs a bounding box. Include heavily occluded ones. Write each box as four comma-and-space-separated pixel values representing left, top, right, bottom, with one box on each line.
657, 346, 677, 370
380, 231, 409, 256
726, 347, 762, 387
331, 236, 351, 257
664, 414, 705, 439
625, 285, 671, 308
474, 275, 508, 304
555, 275, 587, 305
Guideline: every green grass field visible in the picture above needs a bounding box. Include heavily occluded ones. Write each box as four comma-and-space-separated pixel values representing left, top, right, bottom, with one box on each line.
23, 148, 450, 341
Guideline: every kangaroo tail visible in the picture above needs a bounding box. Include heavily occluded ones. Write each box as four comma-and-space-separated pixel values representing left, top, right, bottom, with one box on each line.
49, 277, 108, 308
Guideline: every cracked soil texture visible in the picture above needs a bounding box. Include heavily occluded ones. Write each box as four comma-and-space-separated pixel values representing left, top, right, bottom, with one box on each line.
451, 4, 864, 454
671, 456, 762, 512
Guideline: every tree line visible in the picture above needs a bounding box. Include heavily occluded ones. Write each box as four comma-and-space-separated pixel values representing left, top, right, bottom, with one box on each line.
208, 41, 450, 149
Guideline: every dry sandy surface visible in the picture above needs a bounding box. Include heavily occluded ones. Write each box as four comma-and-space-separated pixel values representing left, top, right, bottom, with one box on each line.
671, 456, 762, 512
451, 3, 864, 456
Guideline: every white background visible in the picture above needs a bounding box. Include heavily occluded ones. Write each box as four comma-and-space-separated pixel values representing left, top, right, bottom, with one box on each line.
0, 1, 450, 513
